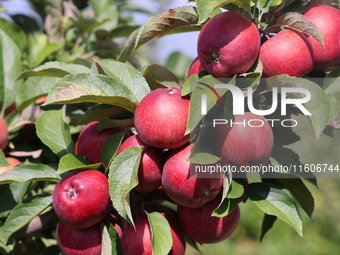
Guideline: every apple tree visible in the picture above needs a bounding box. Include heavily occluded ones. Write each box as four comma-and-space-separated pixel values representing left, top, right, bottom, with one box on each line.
0, 0, 340, 254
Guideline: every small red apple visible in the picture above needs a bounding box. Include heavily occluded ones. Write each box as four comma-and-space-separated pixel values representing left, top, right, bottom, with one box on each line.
134, 87, 190, 149
186, 57, 205, 78
56, 221, 102, 255
302, 5, 340, 71
0, 157, 21, 175
259, 29, 314, 77
117, 135, 164, 193
162, 143, 223, 208
214, 112, 274, 168
177, 194, 240, 244
76, 120, 130, 166
53, 170, 110, 229
197, 11, 260, 78
120, 212, 186, 255
0, 115, 8, 151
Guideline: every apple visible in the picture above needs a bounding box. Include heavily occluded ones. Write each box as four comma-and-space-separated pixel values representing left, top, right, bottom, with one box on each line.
177, 193, 240, 244
53, 170, 110, 229
186, 57, 204, 78
103, 212, 123, 239
76, 120, 130, 167
117, 135, 164, 193
56, 221, 102, 255
162, 143, 223, 208
120, 212, 186, 255
214, 112, 274, 168
259, 29, 314, 77
0, 115, 8, 151
197, 11, 260, 78
134, 87, 190, 149
0, 157, 21, 175
302, 5, 340, 71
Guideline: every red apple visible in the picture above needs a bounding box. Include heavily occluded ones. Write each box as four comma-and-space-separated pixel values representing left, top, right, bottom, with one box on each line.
197, 11, 260, 78
186, 57, 204, 78
302, 5, 340, 71
0, 115, 8, 151
0, 157, 21, 175
134, 87, 190, 149
214, 112, 274, 168
259, 29, 314, 77
76, 120, 130, 166
117, 135, 164, 193
162, 143, 223, 208
178, 194, 240, 244
53, 170, 110, 229
56, 221, 102, 255
121, 212, 186, 255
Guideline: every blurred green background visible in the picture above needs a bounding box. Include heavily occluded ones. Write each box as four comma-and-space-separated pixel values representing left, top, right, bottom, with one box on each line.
186, 116, 340, 255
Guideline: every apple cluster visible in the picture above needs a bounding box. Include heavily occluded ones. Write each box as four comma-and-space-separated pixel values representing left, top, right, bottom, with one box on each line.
188, 5, 340, 79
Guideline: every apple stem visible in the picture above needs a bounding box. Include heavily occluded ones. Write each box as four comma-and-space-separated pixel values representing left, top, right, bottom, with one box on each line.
203, 191, 210, 200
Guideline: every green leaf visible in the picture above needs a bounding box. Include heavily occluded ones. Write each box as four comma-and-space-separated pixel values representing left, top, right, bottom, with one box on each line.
269, 12, 324, 48
101, 132, 125, 175
36, 108, 76, 158
165, 52, 196, 81
0, 18, 27, 51
98, 118, 135, 130
292, 78, 331, 138
27, 34, 61, 68
16, 62, 92, 80
101, 220, 121, 255
118, 28, 139, 63
0, 222, 14, 254
90, 0, 119, 32
0, 164, 60, 185
260, 214, 277, 241
76, 104, 133, 126
327, 94, 340, 123
110, 25, 140, 39
0, 182, 30, 218
44, 73, 139, 113
323, 67, 340, 95
3, 195, 53, 243
142, 64, 180, 90
108, 147, 142, 226
96, 59, 150, 102
135, 6, 199, 50
227, 180, 245, 199
212, 197, 238, 217
16, 76, 60, 112
246, 182, 303, 236
277, 175, 314, 218
0, 30, 23, 109
100, 222, 112, 255
146, 211, 172, 255
196, 0, 239, 23
57, 154, 101, 174
0, 150, 10, 167
212, 170, 232, 217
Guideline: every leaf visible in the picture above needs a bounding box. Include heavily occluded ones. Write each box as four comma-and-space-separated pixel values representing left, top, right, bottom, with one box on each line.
3, 195, 53, 243
0, 182, 30, 218
44, 73, 139, 113
146, 211, 172, 255
270, 12, 324, 47
212, 170, 233, 217
277, 175, 314, 218
36, 108, 76, 158
0, 30, 23, 109
27, 34, 61, 68
101, 132, 125, 174
323, 67, 340, 95
246, 182, 303, 236
76, 104, 133, 126
108, 147, 142, 226
0, 150, 10, 167
98, 118, 135, 130
0, 164, 60, 185
142, 64, 180, 90
101, 220, 121, 255
165, 52, 194, 81
57, 154, 101, 174
0, 17, 27, 51
118, 28, 139, 63
0, 222, 14, 254
260, 214, 277, 241
90, 0, 119, 32
196, 0, 240, 23
327, 94, 340, 123
269, 144, 318, 187
16, 61, 92, 80
16, 76, 60, 112
135, 6, 199, 50
100, 222, 112, 255
96, 59, 150, 102
227, 180, 245, 199
292, 78, 331, 138
110, 25, 141, 39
